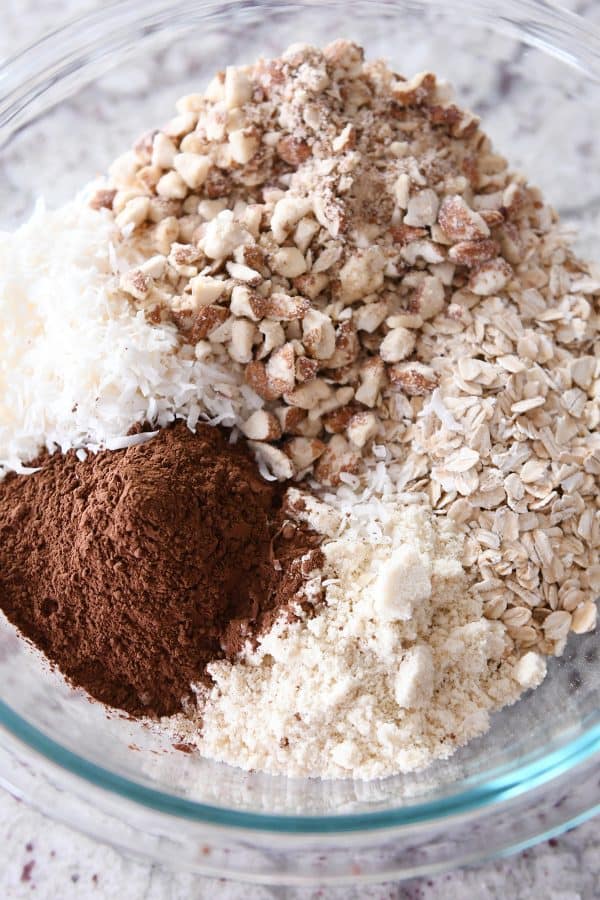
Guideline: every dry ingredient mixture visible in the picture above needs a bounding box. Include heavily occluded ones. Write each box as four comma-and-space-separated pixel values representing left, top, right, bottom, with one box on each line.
0, 40, 598, 779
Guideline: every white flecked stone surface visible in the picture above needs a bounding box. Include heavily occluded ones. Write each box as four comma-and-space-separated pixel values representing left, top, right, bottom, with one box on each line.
1, 2, 600, 898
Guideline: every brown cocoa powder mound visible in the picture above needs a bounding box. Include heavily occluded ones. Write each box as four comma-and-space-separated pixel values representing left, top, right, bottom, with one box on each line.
0, 422, 321, 717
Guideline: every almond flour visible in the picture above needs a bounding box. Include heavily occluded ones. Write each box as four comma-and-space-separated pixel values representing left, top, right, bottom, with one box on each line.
194, 494, 546, 779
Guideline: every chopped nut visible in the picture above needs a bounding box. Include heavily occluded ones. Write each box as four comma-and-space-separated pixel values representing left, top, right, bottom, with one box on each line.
151, 132, 177, 169
199, 210, 251, 259
302, 309, 336, 359
448, 239, 500, 267
172, 305, 228, 340
392, 173, 410, 209
173, 153, 211, 189
338, 247, 385, 302
179, 132, 209, 154
229, 318, 256, 363
198, 198, 228, 221
188, 275, 226, 307
355, 357, 385, 407
409, 275, 445, 319
354, 300, 389, 333
261, 292, 310, 321
314, 434, 361, 486
229, 128, 260, 165
244, 360, 281, 400
156, 170, 188, 200
438, 195, 490, 241
392, 71, 436, 105
294, 217, 320, 253
266, 342, 297, 395
271, 196, 313, 243
168, 242, 202, 277
391, 223, 427, 244
284, 436, 326, 469
205, 71, 225, 102
115, 196, 150, 232
230, 285, 261, 321
139, 254, 167, 278
347, 410, 379, 448
468, 257, 512, 295
163, 111, 197, 138
148, 197, 182, 223
204, 168, 232, 199
257, 319, 285, 358
386, 312, 423, 330
502, 182, 524, 214
176, 92, 205, 113
479, 209, 505, 228
224, 66, 253, 109
325, 321, 360, 369
277, 135, 311, 166
119, 268, 151, 300
284, 378, 332, 410
404, 189, 440, 227
331, 123, 355, 152
235, 242, 267, 273
152, 216, 180, 254
322, 404, 358, 434
226, 260, 262, 284
293, 272, 328, 300
380, 327, 416, 363
137, 164, 163, 191
312, 386, 354, 419
178, 214, 202, 243
270, 246, 307, 278
108, 153, 141, 191
133, 129, 157, 164
388, 362, 438, 395
312, 245, 343, 273
296, 356, 319, 382
498, 222, 524, 264
274, 405, 307, 435
241, 410, 282, 440
90, 188, 116, 211
400, 240, 446, 265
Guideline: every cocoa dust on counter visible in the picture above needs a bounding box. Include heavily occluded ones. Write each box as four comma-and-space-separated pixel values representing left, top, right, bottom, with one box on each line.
0, 422, 322, 716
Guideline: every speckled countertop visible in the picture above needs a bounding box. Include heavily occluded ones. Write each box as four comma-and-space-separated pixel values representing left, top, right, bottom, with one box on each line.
1, 1, 600, 898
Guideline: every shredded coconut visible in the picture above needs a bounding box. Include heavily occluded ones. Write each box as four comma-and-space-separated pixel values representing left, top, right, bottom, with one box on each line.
0, 198, 254, 476
195, 496, 546, 779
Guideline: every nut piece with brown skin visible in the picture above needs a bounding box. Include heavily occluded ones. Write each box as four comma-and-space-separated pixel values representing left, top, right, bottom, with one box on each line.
388, 362, 438, 396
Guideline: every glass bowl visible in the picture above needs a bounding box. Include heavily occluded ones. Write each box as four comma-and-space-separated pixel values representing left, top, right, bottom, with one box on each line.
0, 0, 599, 885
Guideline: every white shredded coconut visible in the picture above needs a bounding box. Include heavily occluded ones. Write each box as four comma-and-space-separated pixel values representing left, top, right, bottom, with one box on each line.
195, 496, 546, 779
0, 198, 252, 476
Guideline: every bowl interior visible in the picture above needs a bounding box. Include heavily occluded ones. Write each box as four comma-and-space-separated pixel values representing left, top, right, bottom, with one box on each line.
0, 0, 599, 827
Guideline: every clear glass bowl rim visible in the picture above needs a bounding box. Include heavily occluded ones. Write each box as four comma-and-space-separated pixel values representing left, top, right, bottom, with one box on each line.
0, 0, 599, 836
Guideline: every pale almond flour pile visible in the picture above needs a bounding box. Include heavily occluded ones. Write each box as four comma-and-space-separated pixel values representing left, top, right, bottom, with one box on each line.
196, 492, 547, 779
1, 40, 598, 780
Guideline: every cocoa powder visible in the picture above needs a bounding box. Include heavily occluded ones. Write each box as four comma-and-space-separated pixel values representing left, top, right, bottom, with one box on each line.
0, 423, 321, 716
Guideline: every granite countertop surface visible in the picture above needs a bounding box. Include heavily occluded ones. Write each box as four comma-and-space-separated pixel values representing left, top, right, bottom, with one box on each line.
1, 1, 600, 898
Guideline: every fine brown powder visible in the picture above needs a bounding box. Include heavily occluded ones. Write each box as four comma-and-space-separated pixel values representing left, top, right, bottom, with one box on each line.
0, 423, 321, 716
